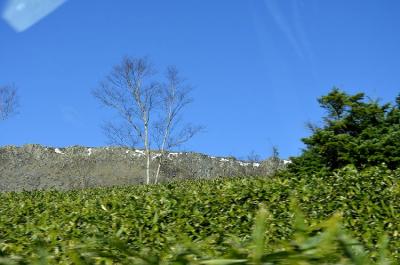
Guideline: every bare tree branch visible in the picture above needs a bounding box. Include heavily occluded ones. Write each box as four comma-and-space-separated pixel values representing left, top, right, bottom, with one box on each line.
101, 121, 139, 148
167, 124, 204, 149
0, 84, 18, 121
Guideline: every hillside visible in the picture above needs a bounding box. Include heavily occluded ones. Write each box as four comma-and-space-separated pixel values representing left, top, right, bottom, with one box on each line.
0, 144, 283, 192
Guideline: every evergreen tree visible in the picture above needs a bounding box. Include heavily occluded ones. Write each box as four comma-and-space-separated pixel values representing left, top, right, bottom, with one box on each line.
289, 88, 400, 175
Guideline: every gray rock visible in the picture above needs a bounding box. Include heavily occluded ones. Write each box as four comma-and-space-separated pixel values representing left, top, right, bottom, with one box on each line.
0, 145, 285, 192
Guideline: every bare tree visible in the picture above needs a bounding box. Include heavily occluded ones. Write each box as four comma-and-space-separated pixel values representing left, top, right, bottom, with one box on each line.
153, 66, 203, 184
0, 84, 18, 121
246, 150, 261, 163
93, 57, 201, 184
93, 57, 158, 184
269, 146, 281, 175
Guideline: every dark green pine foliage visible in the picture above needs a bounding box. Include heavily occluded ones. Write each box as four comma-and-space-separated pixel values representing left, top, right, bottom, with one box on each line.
289, 88, 400, 174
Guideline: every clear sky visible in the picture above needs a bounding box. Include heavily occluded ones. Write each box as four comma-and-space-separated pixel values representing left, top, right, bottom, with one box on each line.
1, 0, 400, 159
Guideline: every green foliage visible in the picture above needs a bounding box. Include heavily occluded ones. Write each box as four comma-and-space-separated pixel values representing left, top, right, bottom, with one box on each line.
289, 88, 400, 174
0, 165, 398, 264
202, 206, 395, 265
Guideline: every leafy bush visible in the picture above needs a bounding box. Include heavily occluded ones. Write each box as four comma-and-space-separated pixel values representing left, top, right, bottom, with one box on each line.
0, 165, 398, 264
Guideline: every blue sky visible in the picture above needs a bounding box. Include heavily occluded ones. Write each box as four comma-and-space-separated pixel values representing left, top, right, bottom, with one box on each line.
1, 0, 400, 159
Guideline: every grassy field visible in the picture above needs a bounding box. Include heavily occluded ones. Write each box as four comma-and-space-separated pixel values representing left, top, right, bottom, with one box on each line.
0, 165, 399, 264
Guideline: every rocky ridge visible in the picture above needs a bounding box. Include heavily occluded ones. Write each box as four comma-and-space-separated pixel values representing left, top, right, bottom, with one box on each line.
0, 144, 285, 192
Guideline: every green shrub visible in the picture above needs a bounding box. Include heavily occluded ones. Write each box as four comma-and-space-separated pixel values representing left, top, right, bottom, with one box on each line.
289, 88, 400, 175
0, 165, 398, 264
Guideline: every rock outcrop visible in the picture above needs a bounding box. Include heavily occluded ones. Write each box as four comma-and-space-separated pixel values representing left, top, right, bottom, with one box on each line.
0, 144, 284, 192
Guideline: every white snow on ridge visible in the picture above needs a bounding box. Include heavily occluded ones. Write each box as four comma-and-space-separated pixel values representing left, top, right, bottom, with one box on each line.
168, 152, 180, 158
152, 153, 161, 160
54, 148, 64, 154
87, 148, 93, 156
283, 160, 292, 165
135, 150, 145, 155
252, 163, 260, 167
239, 161, 250, 167
130, 149, 146, 157
220, 158, 230, 162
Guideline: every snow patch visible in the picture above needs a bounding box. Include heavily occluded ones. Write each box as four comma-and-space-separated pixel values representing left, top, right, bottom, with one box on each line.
168, 152, 179, 158
54, 148, 64, 154
135, 150, 145, 155
87, 148, 92, 156
239, 161, 250, 167
283, 160, 292, 165
131, 149, 145, 157
252, 163, 260, 167
152, 153, 162, 160
220, 158, 230, 162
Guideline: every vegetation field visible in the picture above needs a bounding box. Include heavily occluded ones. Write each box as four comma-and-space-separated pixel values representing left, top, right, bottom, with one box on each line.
0, 165, 399, 264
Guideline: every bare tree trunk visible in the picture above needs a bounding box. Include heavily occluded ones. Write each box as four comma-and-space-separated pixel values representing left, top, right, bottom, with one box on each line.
146, 149, 151, 184
154, 161, 162, 184
154, 130, 168, 184
154, 111, 170, 184
144, 121, 151, 184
